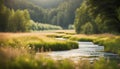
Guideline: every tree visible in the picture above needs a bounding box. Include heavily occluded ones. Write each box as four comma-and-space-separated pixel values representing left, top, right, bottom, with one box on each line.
81, 22, 93, 34
74, 1, 97, 34
10, 10, 30, 32
86, 0, 120, 33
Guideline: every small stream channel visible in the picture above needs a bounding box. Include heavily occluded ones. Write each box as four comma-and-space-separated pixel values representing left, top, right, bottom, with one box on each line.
36, 38, 119, 62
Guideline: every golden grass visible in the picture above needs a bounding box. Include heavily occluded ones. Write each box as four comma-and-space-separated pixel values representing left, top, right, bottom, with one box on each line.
0, 31, 78, 51
0, 31, 120, 69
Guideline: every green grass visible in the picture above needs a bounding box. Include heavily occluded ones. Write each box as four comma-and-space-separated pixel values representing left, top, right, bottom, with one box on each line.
67, 34, 120, 55
93, 37, 120, 54
0, 32, 120, 69
0, 33, 78, 52
0, 47, 119, 69
42, 32, 120, 55
29, 40, 78, 51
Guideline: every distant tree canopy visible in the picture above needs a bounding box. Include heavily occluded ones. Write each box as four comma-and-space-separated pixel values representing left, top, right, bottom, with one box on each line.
29, 20, 62, 31
4, 0, 83, 29
74, 0, 120, 34
0, 0, 30, 32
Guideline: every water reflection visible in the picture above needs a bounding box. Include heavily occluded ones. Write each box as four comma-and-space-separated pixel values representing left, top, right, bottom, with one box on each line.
47, 42, 104, 60
36, 38, 119, 61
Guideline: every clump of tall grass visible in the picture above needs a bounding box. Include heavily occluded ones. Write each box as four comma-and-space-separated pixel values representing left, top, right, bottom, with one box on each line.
69, 35, 96, 42
93, 58, 119, 69
29, 40, 78, 51
94, 37, 120, 55
0, 46, 31, 69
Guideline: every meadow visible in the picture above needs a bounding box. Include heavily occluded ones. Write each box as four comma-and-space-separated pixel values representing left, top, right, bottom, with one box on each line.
0, 30, 120, 69
0, 32, 78, 51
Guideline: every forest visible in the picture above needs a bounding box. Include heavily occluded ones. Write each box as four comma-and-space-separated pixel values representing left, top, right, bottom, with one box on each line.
4, 0, 83, 29
0, 0, 120, 34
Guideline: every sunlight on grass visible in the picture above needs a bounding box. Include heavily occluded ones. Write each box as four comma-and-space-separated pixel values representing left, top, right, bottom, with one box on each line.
0, 32, 120, 69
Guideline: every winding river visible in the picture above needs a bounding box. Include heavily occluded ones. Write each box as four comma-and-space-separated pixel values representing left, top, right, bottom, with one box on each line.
36, 38, 119, 62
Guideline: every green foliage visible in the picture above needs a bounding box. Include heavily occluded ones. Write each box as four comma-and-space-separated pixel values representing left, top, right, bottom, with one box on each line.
29, 20, 62, 31
0, 2, 31, 32
5, 0, 83, 29
81, 22, 94, 34
74, 0, 120, 34
74, 1, 97, 34
7, 10, 30, 32
0, 5, 10, 32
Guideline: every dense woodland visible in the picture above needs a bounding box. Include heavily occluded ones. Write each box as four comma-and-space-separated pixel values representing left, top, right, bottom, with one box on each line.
0, 0, 30, 32
0, 0, 120, 34
4, 0, 83, 29
74, 0, 120, 34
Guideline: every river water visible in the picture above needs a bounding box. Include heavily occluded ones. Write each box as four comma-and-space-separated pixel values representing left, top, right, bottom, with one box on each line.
36, 38, 119, 62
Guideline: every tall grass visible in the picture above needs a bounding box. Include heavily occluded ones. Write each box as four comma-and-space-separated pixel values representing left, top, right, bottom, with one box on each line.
93, 36, 120, 55
67, 34, 120, 55
0, 33, 120, 69
0, 47, 119, 69
0, 33, 78, 51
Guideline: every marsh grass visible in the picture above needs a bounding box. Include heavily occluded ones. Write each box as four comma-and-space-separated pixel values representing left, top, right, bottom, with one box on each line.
0, 33, 78, 52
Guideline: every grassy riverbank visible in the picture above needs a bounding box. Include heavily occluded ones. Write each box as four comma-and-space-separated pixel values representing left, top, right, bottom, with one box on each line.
0, 31, 120, 69
46, 30, 120, 55
0, 32, 78, 51
68, 34, 120, 55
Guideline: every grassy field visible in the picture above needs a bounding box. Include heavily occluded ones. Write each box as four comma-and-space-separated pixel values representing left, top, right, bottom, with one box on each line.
0, 32, 78, 51
0, 30, 120, 69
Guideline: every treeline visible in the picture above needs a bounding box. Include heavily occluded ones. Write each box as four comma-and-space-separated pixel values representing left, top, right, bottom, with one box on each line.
74, 0, 120, 34
30, 20, 62, 31
43, 0, 83, 28
0, 0, 62, 32
0, 0, 30, 32
4, 0, 83, 29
